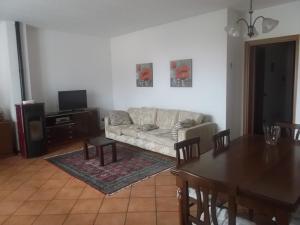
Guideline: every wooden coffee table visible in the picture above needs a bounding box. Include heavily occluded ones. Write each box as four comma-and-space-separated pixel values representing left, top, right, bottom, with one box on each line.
84, 136, 117, 166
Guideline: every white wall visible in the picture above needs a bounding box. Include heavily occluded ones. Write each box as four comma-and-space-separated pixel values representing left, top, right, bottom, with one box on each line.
0, 21, 22, 121
244, 1, 300, 124
26, 27, 114, 120
0, 21, 10, 117
226, 9, 243, 139
111, 10, 228, 129
249, 2, 300, 40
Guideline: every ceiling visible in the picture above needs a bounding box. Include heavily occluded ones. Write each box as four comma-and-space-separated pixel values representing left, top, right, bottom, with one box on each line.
0, 0, 298, 37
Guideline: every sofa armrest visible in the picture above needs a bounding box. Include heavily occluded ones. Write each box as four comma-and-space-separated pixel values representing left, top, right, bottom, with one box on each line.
177, 122, 217, 153
104, 117, 110, 128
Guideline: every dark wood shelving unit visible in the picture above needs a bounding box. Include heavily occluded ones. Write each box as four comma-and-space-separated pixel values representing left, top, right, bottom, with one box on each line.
45, 109, 100, 146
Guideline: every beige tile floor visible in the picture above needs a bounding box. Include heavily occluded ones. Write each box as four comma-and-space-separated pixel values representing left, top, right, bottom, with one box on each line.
0, 143, 179, 225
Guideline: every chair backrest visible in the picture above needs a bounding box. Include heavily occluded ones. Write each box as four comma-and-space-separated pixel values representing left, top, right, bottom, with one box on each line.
276, 122, 300, 141
213, 129, 230, 154
174, 137, 200, 168
178, 171, 237, 225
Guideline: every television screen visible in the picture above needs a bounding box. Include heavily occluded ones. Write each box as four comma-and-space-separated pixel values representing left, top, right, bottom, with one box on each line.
58, 90, 87, 111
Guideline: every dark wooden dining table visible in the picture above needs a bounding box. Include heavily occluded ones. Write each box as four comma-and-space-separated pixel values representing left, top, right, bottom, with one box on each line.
176, 135, 300, 225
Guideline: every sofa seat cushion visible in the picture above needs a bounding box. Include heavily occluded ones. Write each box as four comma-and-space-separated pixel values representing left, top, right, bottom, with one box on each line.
178, 110, 204, 124
138, 129, 176, 147
138, 124, 159, 131
121, 125, 141, 138
156, 109, 179, 129
106, 125, 130, 136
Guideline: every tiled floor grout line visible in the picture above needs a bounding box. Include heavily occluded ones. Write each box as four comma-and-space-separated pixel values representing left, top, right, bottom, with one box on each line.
92, 190, 105, 225
32, 171, 77, 224
155, 175, 158, 225
60, 182, 87, 225
0, 163, 61, 225
123, 186, 132, 225
0, 216, 10, 225
1, 178, 38, 224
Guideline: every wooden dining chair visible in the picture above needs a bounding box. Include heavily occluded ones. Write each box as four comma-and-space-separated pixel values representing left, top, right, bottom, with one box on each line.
174, 137, 201, 168
213, 129, 230, 154
213, 129, 256, 221
173, 137, 203, 212
276, 122, 300, 141
177, 170, 255, 225
173, 137, 230, 214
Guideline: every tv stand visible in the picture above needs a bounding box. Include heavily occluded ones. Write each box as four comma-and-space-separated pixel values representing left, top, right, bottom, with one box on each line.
45, 108, 100, 146
58, 108, 87, 113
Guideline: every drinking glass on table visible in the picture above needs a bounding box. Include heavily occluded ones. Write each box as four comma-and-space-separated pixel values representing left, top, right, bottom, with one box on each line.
263, 124, 280, 146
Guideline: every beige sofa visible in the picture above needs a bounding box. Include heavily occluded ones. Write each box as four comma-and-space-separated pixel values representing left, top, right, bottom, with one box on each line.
105, 107, 217, 157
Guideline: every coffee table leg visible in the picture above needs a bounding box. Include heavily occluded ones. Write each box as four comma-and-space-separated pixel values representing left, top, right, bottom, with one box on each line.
84, 141, 89, 160
112, 143, 117, 162
99, 146, 104, 166
96, 147, 99, 157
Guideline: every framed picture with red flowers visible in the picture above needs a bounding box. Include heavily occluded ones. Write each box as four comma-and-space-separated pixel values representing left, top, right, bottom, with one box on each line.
170, 59, 192, 87
136, 63, 153, 87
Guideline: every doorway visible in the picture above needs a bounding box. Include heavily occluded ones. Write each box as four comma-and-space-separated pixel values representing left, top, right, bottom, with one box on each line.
244, 36, 299, 135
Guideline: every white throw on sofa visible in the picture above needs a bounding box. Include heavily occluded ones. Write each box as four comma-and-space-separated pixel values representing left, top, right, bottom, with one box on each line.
105, 107, 217, 157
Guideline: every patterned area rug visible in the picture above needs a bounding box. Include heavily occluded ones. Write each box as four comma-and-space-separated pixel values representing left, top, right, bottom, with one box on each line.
46, 144, 175, 194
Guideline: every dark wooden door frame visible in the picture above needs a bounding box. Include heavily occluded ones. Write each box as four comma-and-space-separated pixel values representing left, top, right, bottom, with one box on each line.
243, 35, 300, 135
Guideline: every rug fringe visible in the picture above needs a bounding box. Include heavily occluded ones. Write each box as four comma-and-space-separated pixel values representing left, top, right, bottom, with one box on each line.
43, 146, 93, 160
107, 167, 174, 196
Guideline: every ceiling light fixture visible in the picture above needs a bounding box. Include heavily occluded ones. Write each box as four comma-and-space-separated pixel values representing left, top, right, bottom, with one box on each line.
225, 0, 279, 38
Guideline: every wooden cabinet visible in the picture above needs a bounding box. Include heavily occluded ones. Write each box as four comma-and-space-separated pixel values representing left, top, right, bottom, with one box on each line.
46, 109, 100, 146
0, 121, 14, 155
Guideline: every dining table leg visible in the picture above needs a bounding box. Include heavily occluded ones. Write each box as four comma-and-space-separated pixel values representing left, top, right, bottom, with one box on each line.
176, 177, 185, 225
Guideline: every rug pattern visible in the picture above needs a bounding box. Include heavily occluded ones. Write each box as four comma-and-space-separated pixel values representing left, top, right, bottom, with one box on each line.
47, 144, 175, 194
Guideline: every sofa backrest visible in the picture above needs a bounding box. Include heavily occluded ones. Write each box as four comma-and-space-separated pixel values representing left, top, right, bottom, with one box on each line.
178, 110, 204, 125
156, 109, 178, 129
140, 107, 157, 125
127, 107, 204, 128
128, 108, 141, 125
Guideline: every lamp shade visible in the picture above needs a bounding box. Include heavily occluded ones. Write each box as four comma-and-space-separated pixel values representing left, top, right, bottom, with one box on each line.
262, 18, 279, 33
225, 24, 240, 37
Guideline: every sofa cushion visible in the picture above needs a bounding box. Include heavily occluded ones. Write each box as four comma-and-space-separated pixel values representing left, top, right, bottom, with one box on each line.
138, 129, 176, 147
140, 107, 157, 125
171, 119, 196, 141
109, 110, 132, 126
121, 125, 141, 138
178, 110, 204, 124
106, 125, 130, 136
156, 109, 178, 129
138, 124, 159, 131
128, 108, 141, 125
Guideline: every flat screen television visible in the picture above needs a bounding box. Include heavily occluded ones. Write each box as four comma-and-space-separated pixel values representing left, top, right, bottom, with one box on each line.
58, 90, 87, 111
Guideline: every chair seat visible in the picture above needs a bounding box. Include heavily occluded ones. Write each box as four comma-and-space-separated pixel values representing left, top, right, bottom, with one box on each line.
270, 206, 300, 225
217, 208, 256, 225
217, 205, 300, 225
290, 206, 300, 225
189, 188, 254, 224
191, 207, 255, 225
